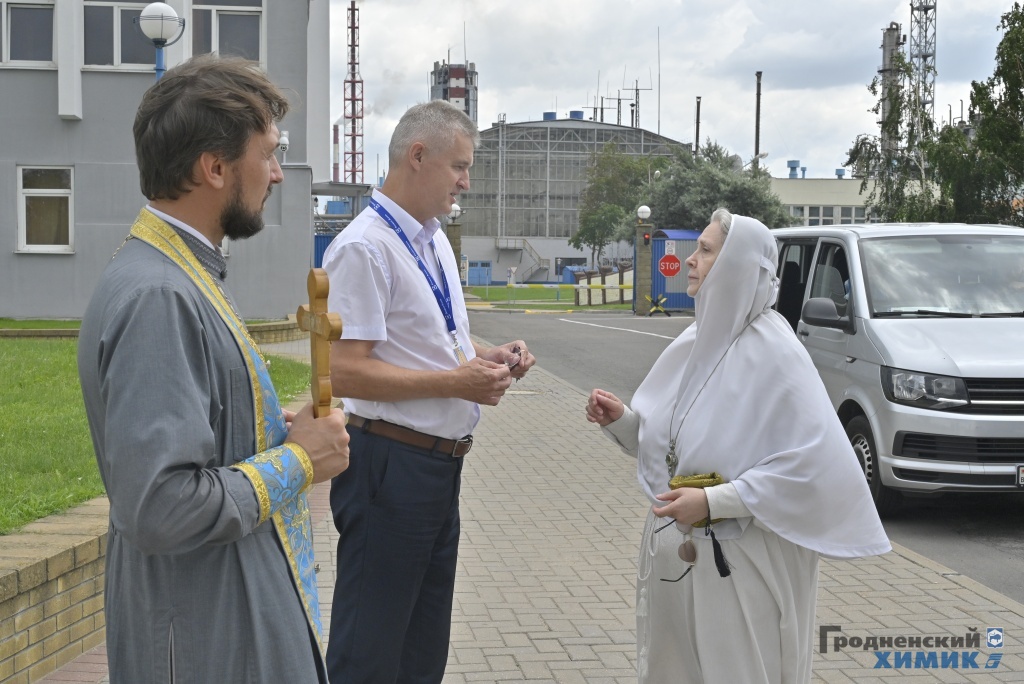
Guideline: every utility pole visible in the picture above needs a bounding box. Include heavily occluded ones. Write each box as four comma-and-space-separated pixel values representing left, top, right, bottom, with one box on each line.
754, 71, 763, 171
694, 96, 702, 159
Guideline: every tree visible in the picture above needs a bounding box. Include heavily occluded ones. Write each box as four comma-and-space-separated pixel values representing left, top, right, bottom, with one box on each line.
925, 122, 1008, 223
844, 50, 939, 222
569, 203, 626, 266
966, 2, 1024, 226
648, 140, 792, 229
846, 4, 1024, 226
576, 144, 673, 259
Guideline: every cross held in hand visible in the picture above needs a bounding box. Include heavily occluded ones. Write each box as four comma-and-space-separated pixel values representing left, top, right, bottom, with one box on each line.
296, 268, 343, 418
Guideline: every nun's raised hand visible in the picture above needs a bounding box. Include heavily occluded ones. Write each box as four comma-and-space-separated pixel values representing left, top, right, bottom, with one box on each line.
586, 389, 624, 427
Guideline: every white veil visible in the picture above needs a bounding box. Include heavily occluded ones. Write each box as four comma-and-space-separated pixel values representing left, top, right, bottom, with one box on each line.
631, 215, 889, 558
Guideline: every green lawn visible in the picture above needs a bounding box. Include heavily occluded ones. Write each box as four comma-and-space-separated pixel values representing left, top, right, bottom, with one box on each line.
0, 339, 310, 535
468, 285, 633, 307
469, 285, 576, 302
0, 319, 81, 329
265, 355, 313, 404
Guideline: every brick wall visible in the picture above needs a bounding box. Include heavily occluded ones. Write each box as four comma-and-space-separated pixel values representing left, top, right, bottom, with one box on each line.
0, 498, 109, 683
248, 319, 305, 345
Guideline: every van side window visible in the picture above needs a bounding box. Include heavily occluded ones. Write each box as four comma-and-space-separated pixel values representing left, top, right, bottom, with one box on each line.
809, 243, 852, 318
776, 240, 816, 331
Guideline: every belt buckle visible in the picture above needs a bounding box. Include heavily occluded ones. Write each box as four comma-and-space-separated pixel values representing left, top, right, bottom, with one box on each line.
451, 435, 473, 458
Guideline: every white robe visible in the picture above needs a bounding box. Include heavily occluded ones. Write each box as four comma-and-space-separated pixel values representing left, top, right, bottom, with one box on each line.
601, 215, 890, 683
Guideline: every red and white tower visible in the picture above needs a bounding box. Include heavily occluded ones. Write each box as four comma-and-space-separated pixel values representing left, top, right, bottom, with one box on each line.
343, 1, 364, 183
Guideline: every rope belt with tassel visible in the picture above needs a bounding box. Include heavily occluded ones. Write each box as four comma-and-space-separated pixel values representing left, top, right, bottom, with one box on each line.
669, 472, 732, 577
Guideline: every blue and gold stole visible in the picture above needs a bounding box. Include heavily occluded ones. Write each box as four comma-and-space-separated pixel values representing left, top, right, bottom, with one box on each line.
129, 208, 325, 653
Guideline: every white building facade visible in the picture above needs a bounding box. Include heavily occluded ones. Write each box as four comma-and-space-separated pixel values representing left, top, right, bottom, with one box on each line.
0, 0, 331, 319
770, 177, 876, 227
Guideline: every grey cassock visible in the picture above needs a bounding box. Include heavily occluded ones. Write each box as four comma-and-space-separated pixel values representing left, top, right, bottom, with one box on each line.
78, 223, 326, 684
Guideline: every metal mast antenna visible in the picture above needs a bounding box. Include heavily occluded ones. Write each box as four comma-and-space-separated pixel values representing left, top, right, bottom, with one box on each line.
909, 0, 937, 129
344, 0, 364, 183
622, 70, 651, 129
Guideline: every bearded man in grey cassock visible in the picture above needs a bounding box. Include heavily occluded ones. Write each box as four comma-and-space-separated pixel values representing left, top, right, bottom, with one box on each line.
587, 210, 890, 683
77, 55, 349, 683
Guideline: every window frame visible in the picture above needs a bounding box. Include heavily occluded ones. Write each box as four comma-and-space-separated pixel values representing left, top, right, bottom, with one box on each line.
192, 3, 264, 63
808, 240, 853, 317
787, 204, 870, 227
1, 1, 56, 68
16, 165, 75, 254
81, 1, 158, 71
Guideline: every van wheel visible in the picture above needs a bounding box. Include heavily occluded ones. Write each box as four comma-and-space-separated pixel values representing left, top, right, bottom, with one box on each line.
845, 416, 902, 517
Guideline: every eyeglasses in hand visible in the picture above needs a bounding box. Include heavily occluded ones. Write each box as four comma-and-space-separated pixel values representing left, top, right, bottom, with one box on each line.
507, 345, 522, 382
655, 518, 697, 582
507, 345, 521, 369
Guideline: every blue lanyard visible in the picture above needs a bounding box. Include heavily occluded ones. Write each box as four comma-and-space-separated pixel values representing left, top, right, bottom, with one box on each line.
369, 198, 456, 336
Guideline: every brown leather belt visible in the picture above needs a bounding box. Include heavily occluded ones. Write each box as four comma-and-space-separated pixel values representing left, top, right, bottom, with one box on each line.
348, 414, 473, 457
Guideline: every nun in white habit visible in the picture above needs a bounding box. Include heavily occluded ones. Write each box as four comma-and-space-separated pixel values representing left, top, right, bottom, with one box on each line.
587, 209, 890, 684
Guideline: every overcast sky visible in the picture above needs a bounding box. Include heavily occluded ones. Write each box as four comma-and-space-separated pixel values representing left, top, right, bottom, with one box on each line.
327, 0, 1010, 182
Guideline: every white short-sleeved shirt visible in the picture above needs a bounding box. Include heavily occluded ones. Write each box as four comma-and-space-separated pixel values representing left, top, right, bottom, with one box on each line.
321, 189, 479, 439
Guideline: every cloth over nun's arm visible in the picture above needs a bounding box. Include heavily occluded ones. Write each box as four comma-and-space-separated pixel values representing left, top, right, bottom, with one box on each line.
705, 482, 751, 519
95, 286, 310, 555
600, 405, 641, 456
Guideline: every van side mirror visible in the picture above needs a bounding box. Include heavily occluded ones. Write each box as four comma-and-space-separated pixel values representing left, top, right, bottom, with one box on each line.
801, 297, 855, 333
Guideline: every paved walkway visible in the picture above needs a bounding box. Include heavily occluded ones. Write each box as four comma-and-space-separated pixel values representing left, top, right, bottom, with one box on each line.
39, 339, 1024, 683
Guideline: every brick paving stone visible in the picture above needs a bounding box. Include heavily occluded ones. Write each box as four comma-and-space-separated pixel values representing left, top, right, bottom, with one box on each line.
41, 338, 1024, 683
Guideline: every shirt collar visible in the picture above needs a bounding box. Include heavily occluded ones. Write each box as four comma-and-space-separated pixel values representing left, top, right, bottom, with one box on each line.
146, 205, 220, 253
371, 189, 441, 243
145, 205, 227, 280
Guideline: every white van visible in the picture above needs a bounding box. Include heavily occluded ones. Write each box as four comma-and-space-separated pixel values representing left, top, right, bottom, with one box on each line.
772, 224, 1024, 515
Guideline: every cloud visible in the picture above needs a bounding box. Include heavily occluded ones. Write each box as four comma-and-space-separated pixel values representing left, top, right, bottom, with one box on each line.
329, 0, 1008, 180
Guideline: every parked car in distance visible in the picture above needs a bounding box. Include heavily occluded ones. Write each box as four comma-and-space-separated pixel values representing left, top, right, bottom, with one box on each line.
772, 224, 1024, 515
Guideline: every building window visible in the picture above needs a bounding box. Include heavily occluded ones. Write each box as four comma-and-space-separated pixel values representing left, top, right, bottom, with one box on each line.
84, 3, 156, 67
193, 2, 262, 61
1, 2, 54, 64
17, 166, 73, 253
807, 206, 820, 226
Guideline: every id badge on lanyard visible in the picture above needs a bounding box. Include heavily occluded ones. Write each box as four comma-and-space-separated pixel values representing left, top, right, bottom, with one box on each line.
370, 198, 468, 365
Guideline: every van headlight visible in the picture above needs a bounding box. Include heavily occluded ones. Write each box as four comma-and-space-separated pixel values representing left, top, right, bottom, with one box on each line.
880, 366, 969, 410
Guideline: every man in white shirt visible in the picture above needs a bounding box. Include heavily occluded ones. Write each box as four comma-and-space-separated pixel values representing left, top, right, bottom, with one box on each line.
322, 100, 535, 684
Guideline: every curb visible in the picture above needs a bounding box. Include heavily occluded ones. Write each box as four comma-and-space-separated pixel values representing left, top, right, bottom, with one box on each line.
466, 307, 652, 315
889, 540, 1024, 616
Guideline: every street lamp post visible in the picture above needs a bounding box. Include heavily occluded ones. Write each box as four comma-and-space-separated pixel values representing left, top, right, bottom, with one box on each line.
745, 151, 769, 171
135, 2, 186, 81
447, 203, 466, 286
635, 205, 654, 316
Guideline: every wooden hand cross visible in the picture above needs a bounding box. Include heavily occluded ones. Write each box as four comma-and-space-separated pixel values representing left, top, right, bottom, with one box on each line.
296, 268, 343, 418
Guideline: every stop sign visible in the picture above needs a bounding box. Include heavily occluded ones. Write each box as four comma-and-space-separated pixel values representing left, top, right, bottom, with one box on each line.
658, 254, 682, 278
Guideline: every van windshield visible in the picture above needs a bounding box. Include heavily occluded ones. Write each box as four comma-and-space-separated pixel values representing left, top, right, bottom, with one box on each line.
860, 235, 1024, 317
